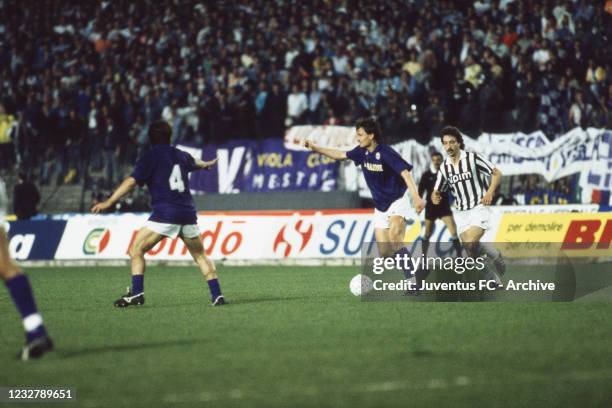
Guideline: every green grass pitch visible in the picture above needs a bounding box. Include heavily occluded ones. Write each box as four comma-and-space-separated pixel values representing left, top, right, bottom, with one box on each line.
1, 265, 612, 407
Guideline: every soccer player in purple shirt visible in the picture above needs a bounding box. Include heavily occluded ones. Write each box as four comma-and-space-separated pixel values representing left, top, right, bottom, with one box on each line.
306, 117, 424, 263
1, 178, 53, 360
92, 121, 225, 306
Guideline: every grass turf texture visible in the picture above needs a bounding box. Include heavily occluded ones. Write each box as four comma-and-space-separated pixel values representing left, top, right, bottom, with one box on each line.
1, 266, 611, 408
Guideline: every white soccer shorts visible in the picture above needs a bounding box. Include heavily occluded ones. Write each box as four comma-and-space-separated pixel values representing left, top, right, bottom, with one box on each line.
144, 221, 200, 239
373, 192, 416, 229
0, 208, 8, 232
454, 204, 491, 235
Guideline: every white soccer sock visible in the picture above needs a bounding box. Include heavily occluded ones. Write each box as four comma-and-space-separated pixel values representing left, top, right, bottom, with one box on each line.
23, 313, 43, 332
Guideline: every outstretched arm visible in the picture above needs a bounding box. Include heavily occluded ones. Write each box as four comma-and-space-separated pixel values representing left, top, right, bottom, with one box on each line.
304, 140, 347, 161
91, 177, 137, 214
401, 169, 425, 214
195, 157, 218, 170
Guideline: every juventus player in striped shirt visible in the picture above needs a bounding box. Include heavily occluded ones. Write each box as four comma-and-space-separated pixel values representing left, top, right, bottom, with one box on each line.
432, 126, 505, 280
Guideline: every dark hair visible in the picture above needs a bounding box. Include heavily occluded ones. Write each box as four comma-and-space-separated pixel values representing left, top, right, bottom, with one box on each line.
431, 151, 443, 159
440, 126, 465, 149
355, 116, 382, 141
148, 120, 172, 145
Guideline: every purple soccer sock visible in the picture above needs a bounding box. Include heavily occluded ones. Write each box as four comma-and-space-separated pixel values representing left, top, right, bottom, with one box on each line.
5, 274, 46, 341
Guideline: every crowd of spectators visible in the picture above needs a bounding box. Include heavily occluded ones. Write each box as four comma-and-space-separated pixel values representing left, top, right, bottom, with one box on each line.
0, 0, 610, 190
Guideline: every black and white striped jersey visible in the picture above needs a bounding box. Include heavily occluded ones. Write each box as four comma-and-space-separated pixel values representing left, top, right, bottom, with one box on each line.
433, 150, 495, 211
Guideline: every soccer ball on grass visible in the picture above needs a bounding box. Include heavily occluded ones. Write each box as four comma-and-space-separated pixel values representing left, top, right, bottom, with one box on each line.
349, 274, 373, 296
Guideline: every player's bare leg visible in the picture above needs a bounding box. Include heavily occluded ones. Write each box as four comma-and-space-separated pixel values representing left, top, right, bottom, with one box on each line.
182, 235, 217, 280
459, 226, 485, 256
460, 226, 502, 285
374, 215, 406, 256
423, 219, 434, 241
379, 215, 419, 289
0, 229, 22, 281
388, 215, 406, 253
129, 227, 164, 276
374, 228, 391, 257
422, 219, 434, 258
182, 234, 226, 306
461, 225, 503, 270
1, 228, 53, 359
115, 227, 164, 307
441, 215, 462, 256
442, 215, 458, 237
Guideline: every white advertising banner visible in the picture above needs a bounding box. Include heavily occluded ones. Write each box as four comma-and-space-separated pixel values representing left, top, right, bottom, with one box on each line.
55, 211, 379, 261
53, 205, 599, 261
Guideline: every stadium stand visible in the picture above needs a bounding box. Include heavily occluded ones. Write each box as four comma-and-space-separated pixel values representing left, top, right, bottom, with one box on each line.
0, 0, 609, 211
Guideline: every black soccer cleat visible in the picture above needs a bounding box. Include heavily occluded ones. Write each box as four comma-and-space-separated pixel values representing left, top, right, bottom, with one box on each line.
494, 255, 506, 276
18, 335, 54, 361
212, 295, 227, 306
114, 288, 145, 308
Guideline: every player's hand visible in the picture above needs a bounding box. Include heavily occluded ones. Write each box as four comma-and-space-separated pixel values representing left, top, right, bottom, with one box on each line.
431, 191, 441, 205
480, 191, 494, 206
203, 158, 218, 170
304, 140, 315, 150
91, 200, 111, 214
413, 196, 425, 214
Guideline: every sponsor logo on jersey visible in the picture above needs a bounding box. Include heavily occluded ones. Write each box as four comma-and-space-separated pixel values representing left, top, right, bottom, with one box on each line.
364, 162, 383, 172
448, 172, 472, 184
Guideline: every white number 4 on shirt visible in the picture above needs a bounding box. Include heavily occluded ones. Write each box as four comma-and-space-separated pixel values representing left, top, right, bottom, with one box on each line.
169, 164, 185, 192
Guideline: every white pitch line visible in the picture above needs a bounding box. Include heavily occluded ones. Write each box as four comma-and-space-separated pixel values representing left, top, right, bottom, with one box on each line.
162, 370, 612, 403
163, 388, 244, 404
362, 376, 471, 393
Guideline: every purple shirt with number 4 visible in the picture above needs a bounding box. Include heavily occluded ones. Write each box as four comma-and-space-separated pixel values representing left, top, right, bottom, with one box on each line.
131, 145, 199, 225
